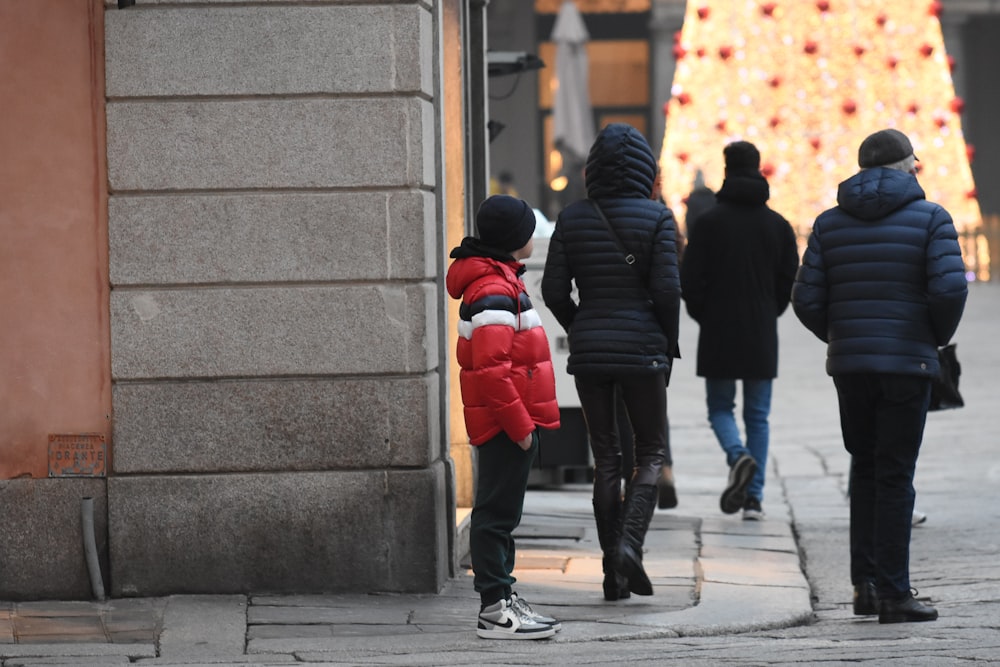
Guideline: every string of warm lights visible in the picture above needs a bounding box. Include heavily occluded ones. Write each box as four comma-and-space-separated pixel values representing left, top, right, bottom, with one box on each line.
659, 0, 987, 279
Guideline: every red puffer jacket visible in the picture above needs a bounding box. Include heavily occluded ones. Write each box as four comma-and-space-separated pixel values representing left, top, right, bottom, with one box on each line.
446, 253, 560, 445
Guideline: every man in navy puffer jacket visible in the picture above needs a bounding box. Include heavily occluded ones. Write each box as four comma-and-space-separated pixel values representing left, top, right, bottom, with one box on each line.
542, 123, 681, 601
792, 129, 967, 624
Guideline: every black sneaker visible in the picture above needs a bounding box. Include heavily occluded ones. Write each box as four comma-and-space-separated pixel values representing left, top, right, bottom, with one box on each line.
878, 590, 938, 624
853, 581, 879, 615
742, 496, 764, 521
720, 454, 757, 514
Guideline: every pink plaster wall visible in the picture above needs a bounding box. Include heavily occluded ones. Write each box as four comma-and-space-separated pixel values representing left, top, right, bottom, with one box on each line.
0, 1, 111, 479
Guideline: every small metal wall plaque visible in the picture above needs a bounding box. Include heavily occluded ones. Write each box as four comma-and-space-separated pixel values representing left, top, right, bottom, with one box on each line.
48, 434, 107, 478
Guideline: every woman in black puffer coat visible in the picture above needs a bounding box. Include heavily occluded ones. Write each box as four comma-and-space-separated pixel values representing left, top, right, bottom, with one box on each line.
542, 123, 681, 600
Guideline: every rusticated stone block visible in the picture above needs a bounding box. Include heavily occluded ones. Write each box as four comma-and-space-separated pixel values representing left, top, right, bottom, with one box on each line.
108, 191, 435, 285
108, 466, 449, 595
106, 5, 431, 97
110, 283, 437, 379
111, 374, 439, 473
105, 98, 434, 191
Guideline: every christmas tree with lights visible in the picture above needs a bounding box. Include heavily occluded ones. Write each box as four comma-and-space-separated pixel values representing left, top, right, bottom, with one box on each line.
660, 0, 986, 277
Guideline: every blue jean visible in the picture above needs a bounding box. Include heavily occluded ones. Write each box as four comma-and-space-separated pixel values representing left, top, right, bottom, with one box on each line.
705, 378, 772, 502
835, 373, 930, 601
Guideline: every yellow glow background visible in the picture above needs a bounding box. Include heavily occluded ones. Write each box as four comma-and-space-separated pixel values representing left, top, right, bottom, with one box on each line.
660, 0, 987, 277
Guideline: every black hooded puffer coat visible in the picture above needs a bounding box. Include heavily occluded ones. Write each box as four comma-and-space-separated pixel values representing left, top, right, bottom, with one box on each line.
541, 123, 681, 377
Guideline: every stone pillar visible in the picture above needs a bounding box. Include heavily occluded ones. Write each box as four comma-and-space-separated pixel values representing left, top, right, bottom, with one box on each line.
940, 11, 969, 101
104, 1, 449, 595
649, 0, 686, 156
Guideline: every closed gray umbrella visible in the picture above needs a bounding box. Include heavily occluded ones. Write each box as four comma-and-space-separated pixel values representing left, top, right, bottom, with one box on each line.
551, 1, 595, 167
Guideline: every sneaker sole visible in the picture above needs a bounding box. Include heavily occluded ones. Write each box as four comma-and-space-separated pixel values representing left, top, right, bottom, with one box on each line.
720, 458, 757, 514
477, 625, 556, 639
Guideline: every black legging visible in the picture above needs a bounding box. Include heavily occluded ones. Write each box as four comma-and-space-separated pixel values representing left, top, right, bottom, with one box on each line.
576, 372, 667, 508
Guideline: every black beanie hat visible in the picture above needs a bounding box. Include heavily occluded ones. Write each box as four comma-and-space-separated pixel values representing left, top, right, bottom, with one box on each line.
475, 195, 536, 253
858, 128, 917, 168
724, 141, 761, 174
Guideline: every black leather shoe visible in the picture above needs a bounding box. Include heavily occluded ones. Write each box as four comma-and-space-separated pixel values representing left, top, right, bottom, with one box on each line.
878, 593, 938, 624
853, 581, 879, 615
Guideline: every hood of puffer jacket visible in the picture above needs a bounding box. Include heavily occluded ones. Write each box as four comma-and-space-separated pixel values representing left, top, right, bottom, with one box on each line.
584, 123, 657, 200
836, 167, 926, 221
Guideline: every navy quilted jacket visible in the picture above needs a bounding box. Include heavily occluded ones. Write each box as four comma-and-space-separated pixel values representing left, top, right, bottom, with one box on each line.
541, 123, 681, 376
792, 167, 967, 377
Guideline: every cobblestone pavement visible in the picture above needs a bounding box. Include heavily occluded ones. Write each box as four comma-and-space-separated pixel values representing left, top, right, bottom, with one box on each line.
1, 283, 997, 666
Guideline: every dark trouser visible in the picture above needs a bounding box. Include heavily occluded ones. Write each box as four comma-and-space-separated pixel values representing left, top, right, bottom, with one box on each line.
470, 430, 538, 606
576, 373, 667, 516
618, 375, 673, 470
834, 373, 931, 601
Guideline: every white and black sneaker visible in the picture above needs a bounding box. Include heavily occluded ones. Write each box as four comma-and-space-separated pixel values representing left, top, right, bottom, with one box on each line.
742, 496, 764, 521
511, 593, 561, 631
476, 598, 555, 640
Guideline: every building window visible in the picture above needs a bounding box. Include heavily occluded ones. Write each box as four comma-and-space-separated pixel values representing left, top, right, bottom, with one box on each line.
536, 3, 650, 213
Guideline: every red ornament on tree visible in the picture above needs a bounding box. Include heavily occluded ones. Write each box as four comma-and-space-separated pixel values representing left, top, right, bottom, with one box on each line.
966, 189, 978, 200
803, 40, 818, 55
761, 163, 776, 177
768, 75, 782, 88
816, 0, 830, 12
886, 56, 899, 69
842, 99, 857, 114
809, 137, 822, 150
934, 116, 947, 128
967, 144, 976, 162
950, 97, 966, 114
677, 152, 690, 163
853, 44, 866, 57
696, 47, 707, 58
769, 115, 781, 128
947, 55, 957, 72
663, 101, 671, 116
907, 102, 920, 114
715, 119, 727, 132
920, 43, 934, 58
673, 44, 688, 59
761, 2, 777, 17
876, 13, 888, 27
928, 1, 943, 17
677, 92, 692, 105
697, 6, 711, 20
673, 31, 683, 44
719, 45, 733, 60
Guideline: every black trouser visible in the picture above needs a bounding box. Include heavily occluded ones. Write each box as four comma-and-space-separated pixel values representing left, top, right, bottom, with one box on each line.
617, 377, 673, 471
470, 430, 538, 606
576, 373, 667, 515
834, 373, 930, 601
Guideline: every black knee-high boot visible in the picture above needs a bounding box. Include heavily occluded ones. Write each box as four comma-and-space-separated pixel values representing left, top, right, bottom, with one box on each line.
616, 483, 657, 596
593, 474, 630, 601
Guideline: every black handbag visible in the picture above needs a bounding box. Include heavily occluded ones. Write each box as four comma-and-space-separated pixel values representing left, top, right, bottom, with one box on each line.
929, 343, 963, 411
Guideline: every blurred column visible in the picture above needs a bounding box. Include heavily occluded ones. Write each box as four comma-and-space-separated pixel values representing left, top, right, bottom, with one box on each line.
649, 0, 685, 156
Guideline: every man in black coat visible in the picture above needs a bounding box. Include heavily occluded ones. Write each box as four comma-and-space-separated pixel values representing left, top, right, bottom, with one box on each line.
680, 141, 799, 521
792, 129, 967, 624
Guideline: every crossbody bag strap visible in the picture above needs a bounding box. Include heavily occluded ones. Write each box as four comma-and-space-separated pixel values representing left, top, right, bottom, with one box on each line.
589, 199, 636, 266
